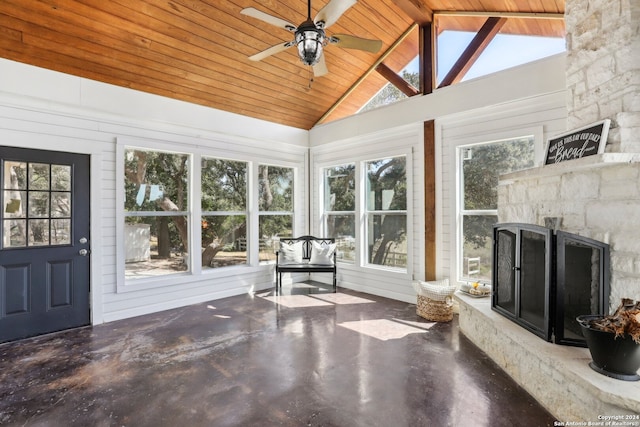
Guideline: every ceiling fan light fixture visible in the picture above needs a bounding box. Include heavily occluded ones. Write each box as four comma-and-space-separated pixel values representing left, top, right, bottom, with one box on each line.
295, 21, 325, 66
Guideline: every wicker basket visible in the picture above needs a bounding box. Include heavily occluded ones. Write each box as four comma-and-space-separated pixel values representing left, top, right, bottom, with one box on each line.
413, 279, 456, 322
417, 295, 454, 322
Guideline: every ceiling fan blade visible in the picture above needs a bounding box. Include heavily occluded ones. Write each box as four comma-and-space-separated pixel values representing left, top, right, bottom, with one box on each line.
313, 54, 328, 77
314, 0, 357, 28
241, 7, 297, 32
330, 34, 382, 53
248, 42, 293, 61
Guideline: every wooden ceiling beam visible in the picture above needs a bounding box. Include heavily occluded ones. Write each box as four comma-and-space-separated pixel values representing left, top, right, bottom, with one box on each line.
392, 0, 434, 25
438, 16, 507, 88
375, 62, 419, 97
420, 23, 434, 95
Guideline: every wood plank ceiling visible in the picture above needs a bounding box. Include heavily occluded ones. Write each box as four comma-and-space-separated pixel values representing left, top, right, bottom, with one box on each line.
0, 0, 565, 130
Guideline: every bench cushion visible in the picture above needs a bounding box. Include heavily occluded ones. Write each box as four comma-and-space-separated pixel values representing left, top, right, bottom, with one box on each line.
309, 241, 336, 265
279, 240, 304, 264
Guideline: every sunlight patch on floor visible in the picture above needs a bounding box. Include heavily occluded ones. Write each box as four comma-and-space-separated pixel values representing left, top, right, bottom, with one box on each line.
309, 293, 376, 305
338, 318, 434, 341
261, 295, 334, 308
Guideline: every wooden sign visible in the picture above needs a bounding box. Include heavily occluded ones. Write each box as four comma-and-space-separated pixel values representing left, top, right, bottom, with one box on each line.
544, 120, 610, 165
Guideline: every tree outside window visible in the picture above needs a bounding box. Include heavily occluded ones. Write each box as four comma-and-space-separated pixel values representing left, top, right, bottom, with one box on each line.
459, 137, 535, 282
124, 148, 189, 279
323, 164, 356, 263
258, 165, 294, 262
201, 158, 247, 268
365, 156, 407, 269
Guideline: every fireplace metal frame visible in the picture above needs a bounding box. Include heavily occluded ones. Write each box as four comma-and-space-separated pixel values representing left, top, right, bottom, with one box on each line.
491, 223, 610, 347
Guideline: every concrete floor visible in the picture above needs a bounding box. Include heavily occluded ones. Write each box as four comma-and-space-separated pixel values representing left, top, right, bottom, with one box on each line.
0, 284, 556, 426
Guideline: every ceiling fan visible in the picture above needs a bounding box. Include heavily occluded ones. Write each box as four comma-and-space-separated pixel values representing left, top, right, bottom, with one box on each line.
241, 0, 383, 77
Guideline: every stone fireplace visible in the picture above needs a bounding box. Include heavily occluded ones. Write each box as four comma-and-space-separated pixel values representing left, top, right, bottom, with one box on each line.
456, 0, 640, 421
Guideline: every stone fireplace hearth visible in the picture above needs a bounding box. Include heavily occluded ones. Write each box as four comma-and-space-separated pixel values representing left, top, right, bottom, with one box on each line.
456, 293, 640, 421
456, 155, 640, 421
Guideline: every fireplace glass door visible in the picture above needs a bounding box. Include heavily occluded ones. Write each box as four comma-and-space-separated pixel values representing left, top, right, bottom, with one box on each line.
492, 224, 552, 341
555, 231, 610, 346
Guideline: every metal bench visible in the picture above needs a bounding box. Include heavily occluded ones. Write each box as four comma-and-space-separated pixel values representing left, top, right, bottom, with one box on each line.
275, 236, 337, 293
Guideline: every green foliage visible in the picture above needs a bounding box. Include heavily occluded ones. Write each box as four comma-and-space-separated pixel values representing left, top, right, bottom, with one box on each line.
124, 149, 188, 212
201, 158, 247, 212
462, 138, 534, 249
201, 158, 248, 247
325, 164, 355, 211
360, 70, 419, 112
258, 165, 294, 239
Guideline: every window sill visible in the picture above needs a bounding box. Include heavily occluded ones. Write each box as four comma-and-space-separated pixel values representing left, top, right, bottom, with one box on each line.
117, 263, 272, 293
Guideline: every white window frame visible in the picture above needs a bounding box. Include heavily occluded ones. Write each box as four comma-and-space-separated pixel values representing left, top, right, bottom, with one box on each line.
200, 156, 249, 270
362, 155, 409, 272
116, 139, 194, 292
320, 163, 356, 264
256, 162, 296, 263
316, 147, 412, 276
116, 137, 303, 292
455, 129, 542, 285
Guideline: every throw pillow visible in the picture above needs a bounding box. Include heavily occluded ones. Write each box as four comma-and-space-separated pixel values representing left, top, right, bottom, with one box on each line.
279, 241, 304, 264
309, 241, 336, 265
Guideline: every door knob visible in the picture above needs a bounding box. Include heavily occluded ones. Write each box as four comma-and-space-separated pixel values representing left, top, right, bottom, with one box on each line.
79, 249, 89, 256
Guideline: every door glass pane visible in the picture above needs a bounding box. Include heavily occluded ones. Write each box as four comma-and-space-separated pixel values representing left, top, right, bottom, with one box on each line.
3, 190, 26, 218
51, 165, 71, 191
3, 219, 26, 247
51, 192, 71, 217
29, 163, 50, 190
28, 192, 50, 217
51, 219, 71, 245
3, 161, 27, 190
28, 219, 49, 246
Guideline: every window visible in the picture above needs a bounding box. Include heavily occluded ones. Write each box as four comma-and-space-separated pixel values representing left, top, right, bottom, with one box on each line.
258, 164, 294, 262
365, 156, 407, 269
124, 148, 190, 280
459, 137, 535, 283
437, 31, 566, 86
201, 158, 247, 269
323, 164, 356, 263
2, 161, 71, 247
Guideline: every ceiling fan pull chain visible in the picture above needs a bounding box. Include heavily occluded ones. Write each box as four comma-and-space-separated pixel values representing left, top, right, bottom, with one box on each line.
308, 67, 314, 89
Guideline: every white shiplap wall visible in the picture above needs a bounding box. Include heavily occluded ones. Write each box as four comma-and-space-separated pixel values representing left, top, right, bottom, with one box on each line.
0, 58, 307, 324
